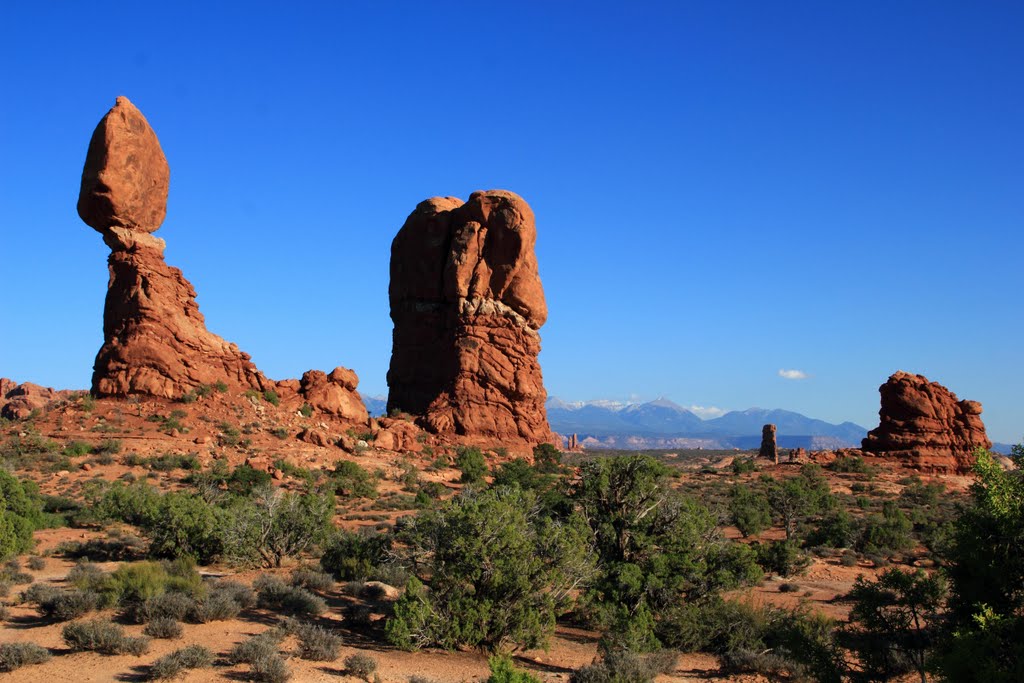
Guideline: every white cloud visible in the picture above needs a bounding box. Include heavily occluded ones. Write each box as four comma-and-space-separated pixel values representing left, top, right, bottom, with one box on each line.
778, 369, 809, 380
687, 405, 726, 419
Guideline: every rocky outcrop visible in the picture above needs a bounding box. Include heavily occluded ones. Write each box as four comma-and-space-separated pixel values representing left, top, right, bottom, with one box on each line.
78, 97, 268, 398
299, 368, 366, 421
861, 371, 991, 473
387, 190, 556, 443
0, 379, 69, 420
759, 424, 778, 463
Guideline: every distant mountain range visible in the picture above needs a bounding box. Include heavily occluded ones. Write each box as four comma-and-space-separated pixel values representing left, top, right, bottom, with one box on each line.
361, 392, 1017, 453
546, 397, 868, 450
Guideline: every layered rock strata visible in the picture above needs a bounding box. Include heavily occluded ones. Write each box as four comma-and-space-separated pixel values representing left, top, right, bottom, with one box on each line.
861, 371, 991, 473
387, 190, 557, 443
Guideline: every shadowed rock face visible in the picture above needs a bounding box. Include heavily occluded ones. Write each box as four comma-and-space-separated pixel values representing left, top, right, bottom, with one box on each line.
77, 98, 367, 421
387, 190, 557, 443
861, 371, 991, 473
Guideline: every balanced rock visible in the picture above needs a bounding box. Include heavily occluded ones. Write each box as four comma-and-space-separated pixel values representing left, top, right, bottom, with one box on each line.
861, 371, 991, 474
387, 190, 557, 443
78, 97, 268, 398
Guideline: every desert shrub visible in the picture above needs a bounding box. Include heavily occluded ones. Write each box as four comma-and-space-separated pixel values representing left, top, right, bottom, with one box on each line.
107, 559, 204, 607
755, 539, 810, 577
533, 442, 564, 473
228, 630, 284, 664
26, 556, 45, 570
455, 446, 487, 484
92, 439, 122, 455
345, 653, 378, 681
149, 644, 214, 679
37, 588, 103, 621
127, 591, 196, 623
0, 470, 45, 559
660, 597, 842, 681
221, 486, 334, 568
933, 448, 1024, 682
571, 455, 760, 651
143, 616, 183, 639
732, 457, 757, 475
765, 464, 835, 540
320, 529, 391, 581
263, 390, 280, 406
180, 579, 253, 623
291, 567, 334, 592
331, 460, 379, 499
858, 501, 913, 554
827, 455, 874, 475
295, 622, 342, 661
146, 453, 201, 472
250, 652, 291, 683
208, 579, 256, 609
807, 508, 858, 549
254, 575, 326, 616
846, 568, 946, 683
299, 403, 313, 417
62, 619, 150, 655
486, 655, 540, 683
387, 486, 594, 652
729, 484, 772, 537
0, 642, 51, 672
63, 440, 92, 457
570, 649, 677, 683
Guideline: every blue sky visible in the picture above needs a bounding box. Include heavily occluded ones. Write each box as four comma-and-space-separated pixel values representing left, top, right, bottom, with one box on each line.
1, 2, 1021, 442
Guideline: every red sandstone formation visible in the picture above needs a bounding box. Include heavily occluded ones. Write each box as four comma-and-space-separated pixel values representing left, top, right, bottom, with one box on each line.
861, 371, 991, 474
759, 424, 778, 463
0, 379, 71, 420
78, 97, 267, 398
77, 97, 367, 422
387, 190, 557, 444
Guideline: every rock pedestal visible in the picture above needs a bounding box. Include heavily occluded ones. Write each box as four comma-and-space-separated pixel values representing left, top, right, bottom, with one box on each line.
861, 371, 991, 473
387, 190, 556, 443
759, 424, 778, 463
78, 97, 269, 398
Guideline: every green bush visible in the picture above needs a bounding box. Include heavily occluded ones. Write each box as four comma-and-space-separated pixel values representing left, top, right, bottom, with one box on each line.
331, 460, 379, 499
455, 446, 487, 484
571, 455, 760, 650
732, 457, 757, 475
486, 655, 542, 683
827, 455, 874, 475
846, 568, 946, 683
532, 443, 563, 473
0, 642, 51, 672
320, 530, 391, 580
729, 484, 772, 537
250, 652, 291, 683
228, 630, 284, 664
0, 470, 44, 559
755, 539, 809, 577
387, 486, 593, 652
858, 501, 913, 554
